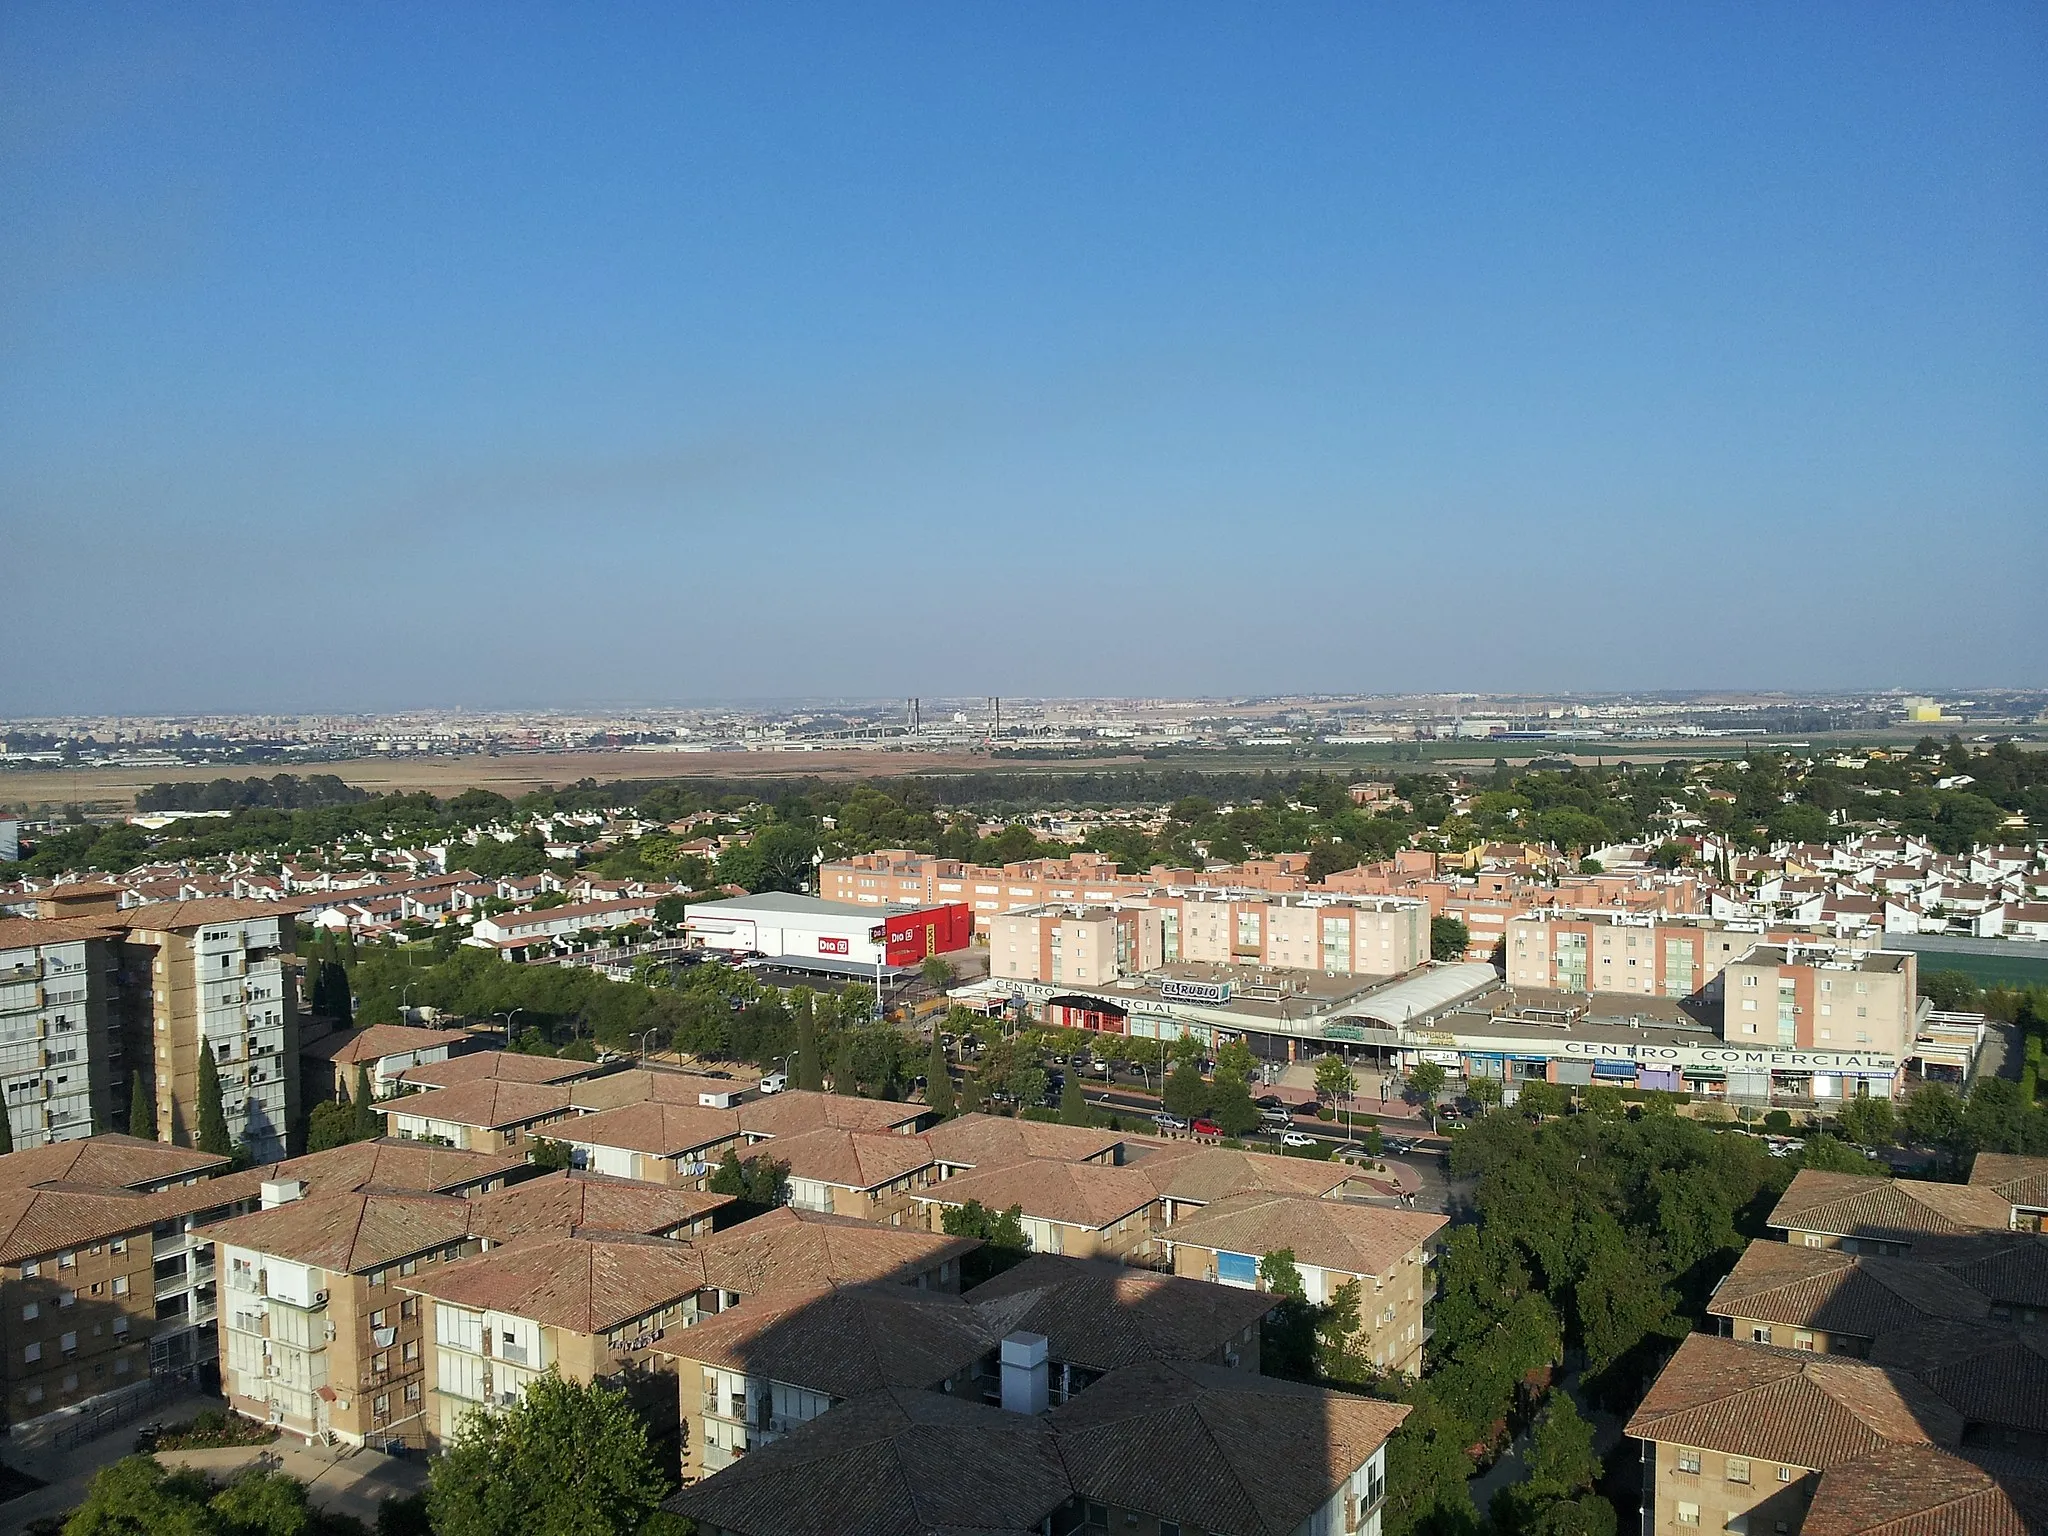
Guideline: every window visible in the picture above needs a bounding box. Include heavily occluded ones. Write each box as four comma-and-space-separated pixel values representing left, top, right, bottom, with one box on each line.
404, 1381, 422, 1403
21, 1303, 37, 1322
1750, 1326, 1771, 1344
1777, 1468, 1793, 1483
1677, 1503, 1700, 1527
1677, 1449, 1702, 1474
1727, 1457, 1750, 1484
59, 1332, 76, 1355
23, 1342, 40, 1363
112, 1276, 128, 1296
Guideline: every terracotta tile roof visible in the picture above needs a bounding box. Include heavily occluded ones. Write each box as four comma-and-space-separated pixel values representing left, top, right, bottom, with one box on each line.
1938, 1238, 2048, 1310
735, 1090, 925, 1139
274, 1138, 527, 1197
1868, 1323, 2048, 1435
465, 1170, 731, 1243
569, 1068, 760, 1113
398, 1230, 708, 1333
966, 1254, 1276, 1372
202, 1191, 473, 1273
1802, 1445, 2048, 1536
765, 1128, 935, 1192
1163, 1193, 1446, 1279
914, 1159, 1157, 1233
396, 1051, 604, 1089
1768, 1170, 2015, 1243
919, 1113, 1123, 1172
1129, 1144, 1355, 1205
695, 1208, 976, 1296
111, 898, 296, 932
1049, 1360, 1409, 1536
664, 1386, 1070, 1536
381, 1079, 574, 1131
0, 1134, 226, 1192
303, 1024, 465, 1066
658, 1282, 995, 1397
556, 1101, 741, 1157
1971, 1153, 2048, 1211
0, 1183, 159, 1264
1706, 1242, 1992, 1339
1624, 1333, 1963, 1469
0, 914, 126, 949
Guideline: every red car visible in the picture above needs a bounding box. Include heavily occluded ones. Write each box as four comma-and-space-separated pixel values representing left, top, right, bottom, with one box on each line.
1191, 1117, 1221, 1137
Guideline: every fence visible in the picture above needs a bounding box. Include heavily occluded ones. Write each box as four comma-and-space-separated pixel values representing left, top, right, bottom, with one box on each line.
38, 1371, 194, 1453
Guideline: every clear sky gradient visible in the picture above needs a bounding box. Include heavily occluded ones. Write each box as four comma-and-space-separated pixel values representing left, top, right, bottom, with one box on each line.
4, 4, 2043, 713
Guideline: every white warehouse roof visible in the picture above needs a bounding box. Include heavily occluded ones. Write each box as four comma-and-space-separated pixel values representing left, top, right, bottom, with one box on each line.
1331, 963, 1498, 1028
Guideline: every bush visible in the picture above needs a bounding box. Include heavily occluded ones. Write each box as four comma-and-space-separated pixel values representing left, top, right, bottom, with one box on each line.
1315, 1105, 1335, 1122
144, 1408, 278, 1451
1763, 1110, 1793, 1135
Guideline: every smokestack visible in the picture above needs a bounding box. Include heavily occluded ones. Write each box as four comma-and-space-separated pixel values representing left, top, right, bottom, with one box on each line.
1000, 1331, 1049, 1415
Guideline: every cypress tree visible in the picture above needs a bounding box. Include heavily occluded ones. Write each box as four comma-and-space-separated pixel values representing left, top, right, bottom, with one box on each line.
925, 1036, 954, 1117
352, 1064, 380, 1140
795, 1006, 823, 1092
128, 1070, 154, 1140
0, 1102, 12, 1155
196, 1048, 232, 1157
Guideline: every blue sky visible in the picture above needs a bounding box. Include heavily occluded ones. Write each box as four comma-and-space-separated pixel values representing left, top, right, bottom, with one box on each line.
3, 3, 2043, 713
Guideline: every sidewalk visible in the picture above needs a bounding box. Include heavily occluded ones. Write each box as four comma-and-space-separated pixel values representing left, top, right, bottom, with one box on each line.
0, 1398, 425, 1536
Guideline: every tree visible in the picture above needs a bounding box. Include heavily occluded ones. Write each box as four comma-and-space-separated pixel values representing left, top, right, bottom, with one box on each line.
350, 1065, 380, 1141
527, 1137, 573, 1173
1902, 1082, 1968, 1150
305, 1102, 361, 1154
1836, 1095, 1896, 1147
1314, 1055, 1355, 1103
1430, 916, 1471, 962
427, 1374, 671, 1536
921, 955, 955, 992
1493, 1395, 1615, 1536
1407, 1060, 1447, 1126
1164, 1061, 1209, 1120
833, 1033, 860, 1096
1467, 1076, 1504, 1114
925, 1035, 954, 1116
63, 1454, 221, 1536
1258, 1250, 1321, 1381
1797, 1134, 1870, 1173
1059, 1073, 1090, 1126
795, 1004, 824, 1092
652, 894, 688, 929
1382, 1386, 1479, 1536
1209, 1074, 1261, 1138
1919, 970, 1980, 1013
0, 1101, 12, 1156
1516, 1080, 1569, 1119
128, 1071, 154, 1141
196, 1048, 233, 1157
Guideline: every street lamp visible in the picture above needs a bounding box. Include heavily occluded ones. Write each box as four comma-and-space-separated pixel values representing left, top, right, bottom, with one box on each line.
628, 1029, 659, 1064
493, 1008, 523, 1049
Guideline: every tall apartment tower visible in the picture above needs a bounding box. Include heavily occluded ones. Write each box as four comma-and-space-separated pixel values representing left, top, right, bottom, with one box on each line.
0, 892, 300, 1159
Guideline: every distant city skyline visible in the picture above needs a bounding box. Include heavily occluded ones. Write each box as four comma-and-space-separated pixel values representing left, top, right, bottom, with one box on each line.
4, 5, 2043, 714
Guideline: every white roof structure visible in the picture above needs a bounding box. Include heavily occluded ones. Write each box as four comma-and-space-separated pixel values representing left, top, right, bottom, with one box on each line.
1330, 963, 1498, 1028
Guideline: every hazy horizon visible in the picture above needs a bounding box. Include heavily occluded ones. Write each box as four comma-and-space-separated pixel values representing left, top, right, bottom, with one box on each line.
5, 5, 2043, 715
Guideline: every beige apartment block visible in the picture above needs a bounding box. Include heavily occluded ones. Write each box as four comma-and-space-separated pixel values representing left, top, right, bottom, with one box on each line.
209, 1188, 481, 1449
1504, 911, 1772, 1000
1162, 1193, 1446, 1377
990, 906, 1163, 988
1722, 945, 1918, 1063
553, 1102, 748, 1187
766, 1127, 936, 1223
380, 1079, 576, 1154
1705, 1240, 1997, 1357
1766, 1170, 2015, 1255
908, 1158, 1159, 1263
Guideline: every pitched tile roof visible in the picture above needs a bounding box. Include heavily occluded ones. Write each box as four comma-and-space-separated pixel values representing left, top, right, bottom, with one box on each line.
1767, 1170, 2015, 1243
763, 1127, 935, 1191
465, 1170, 731, 1243
1163, 1193, 1446, 1279
396, 1051, 605, 1089
1706, 1241, 1992, 1339
0, 1184, 159, 1265
275, 1138, 527, 1197
735, 1091, 925, 1139
694, 1208, 976, 1296
1802, 1445, 2048, 1536
919, 1113, 1123, 1172
398, 1230, 708, 1333
303, 1024, 465, 1066
382, 1079, 574, 1131
556, 1101, 741, 1156
1049, 1360, 1409, 1536
1129, 1144, 1355, 1204
1624, 1333, 1963, 1469
569, 1068, 759, 1113
966, 1254, 1277, 1372
914, 1159, 1158, 1232
203, 1191, 473, 1273
1938, 1237, 2048, 1310
658, 1282, 996, 1397
1868, 1323, 2048, 1435
0, 1134, 226, 1192
1971, 1153, 2048, 1211
664, 1386, 1070, 1536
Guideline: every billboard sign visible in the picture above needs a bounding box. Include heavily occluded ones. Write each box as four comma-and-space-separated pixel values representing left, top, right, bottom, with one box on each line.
1158, 978, 1233, 1006
818, 937, 850, 956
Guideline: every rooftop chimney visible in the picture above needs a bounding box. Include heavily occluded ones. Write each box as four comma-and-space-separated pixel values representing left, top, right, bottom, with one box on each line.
260, 1178, 307, 1209
1000, 1331, 1049, 1415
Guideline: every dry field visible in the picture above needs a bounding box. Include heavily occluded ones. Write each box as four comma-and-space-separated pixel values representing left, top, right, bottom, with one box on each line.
0, 748, 1151, 811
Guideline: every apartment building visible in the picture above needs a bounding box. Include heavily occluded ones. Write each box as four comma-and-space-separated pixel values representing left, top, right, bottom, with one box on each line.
394, 1049, 607, 1092
1626, 1333, 1970, 1536
552, 1102, 747, 1187
908, 1159, 1160, 1262
305, 1023, 470, 1101
209, 1188, 482, 1449
669, 1359, 1409, 1536
1972, 1154, 2048, 1234
1706, 1241, 1998, 1356
1766, 1170, 2018, 1255
0, 916, 123, 1151
688, 1207, 975, 1301
734, 1090, 927, 1140
401, 1229, 710, 1444
989, 905, 1163, 987
1163, 1193, 1447, 1377
1135, 1144, 1357, 1227
1721, 945, 1918, 1066
463, 1169, 731, 1245
569, 1067, 760, 1114
1154, 892, 1429, 977
1503, 911, 1775, 1000
767, 1128, 936, 1222
380, 1079, 576, 1153
921, 1113, 1125, 1178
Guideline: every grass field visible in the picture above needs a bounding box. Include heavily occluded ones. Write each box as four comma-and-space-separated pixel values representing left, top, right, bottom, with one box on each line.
1907, 946, 2048, 990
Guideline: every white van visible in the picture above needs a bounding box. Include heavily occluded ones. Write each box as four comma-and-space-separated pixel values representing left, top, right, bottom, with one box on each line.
758, 1071, 788, 1094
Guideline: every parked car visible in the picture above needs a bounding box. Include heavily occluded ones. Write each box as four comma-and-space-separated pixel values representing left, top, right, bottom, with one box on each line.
757, 1071, 788, 1094
1280, 1130, 1318, 1149
1381, 1135, 1417, 1156
1261, 1105, 1293, 1127
1153, 1112, 1189, 1132
1191, 1117, 1222, 1138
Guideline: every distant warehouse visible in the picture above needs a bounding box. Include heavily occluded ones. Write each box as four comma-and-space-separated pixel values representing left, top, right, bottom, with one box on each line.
684, 892, 971, 978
